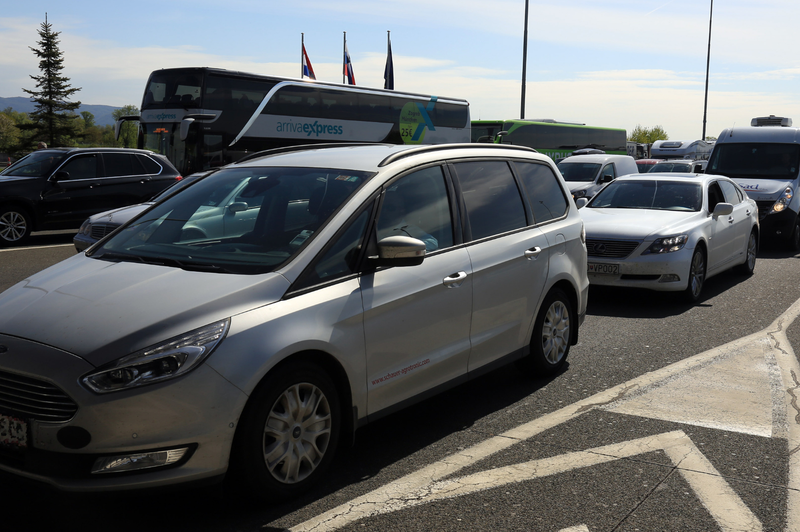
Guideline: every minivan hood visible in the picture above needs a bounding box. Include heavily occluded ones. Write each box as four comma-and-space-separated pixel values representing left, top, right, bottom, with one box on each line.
0, 254, 290, 366
566, 182, 594, 192
732, 178, 792, 201
580, 208, 701, 240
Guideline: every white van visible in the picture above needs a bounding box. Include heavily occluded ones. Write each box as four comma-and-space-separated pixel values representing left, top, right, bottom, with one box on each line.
706, 116, 800, 250
556, 154, 639, 201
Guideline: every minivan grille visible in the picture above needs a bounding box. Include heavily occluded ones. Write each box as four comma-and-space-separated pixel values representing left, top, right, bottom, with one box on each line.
90, 223, 121, 241
0, 370, 78, 422
586, 239, 641, 259
755, 201, 772, 220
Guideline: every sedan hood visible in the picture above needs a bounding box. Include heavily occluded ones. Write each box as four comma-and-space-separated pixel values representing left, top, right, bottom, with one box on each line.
0, 254, 290, 366
580, 208, 703, 240
87, 203, 152, 225
733, 178, 792, 201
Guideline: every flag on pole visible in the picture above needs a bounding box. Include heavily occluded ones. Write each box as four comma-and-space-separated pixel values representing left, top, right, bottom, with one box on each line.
302, 44, 316, 80
383, 32, 394, 90
343, 42, 356, 85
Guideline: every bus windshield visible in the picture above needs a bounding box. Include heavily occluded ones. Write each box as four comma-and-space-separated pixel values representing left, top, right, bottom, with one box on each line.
707, 143, 800, 179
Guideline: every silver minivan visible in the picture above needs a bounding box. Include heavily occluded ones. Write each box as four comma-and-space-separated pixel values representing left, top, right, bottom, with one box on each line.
0, 143, 588, 499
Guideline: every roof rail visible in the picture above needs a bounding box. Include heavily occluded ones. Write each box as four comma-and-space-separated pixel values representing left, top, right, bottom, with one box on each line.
233, 142, 393, 165
378, 143, 538, 167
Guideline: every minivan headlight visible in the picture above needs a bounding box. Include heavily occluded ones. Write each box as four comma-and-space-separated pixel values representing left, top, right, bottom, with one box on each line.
771, 186, 794, 214
82, 319, 230, 394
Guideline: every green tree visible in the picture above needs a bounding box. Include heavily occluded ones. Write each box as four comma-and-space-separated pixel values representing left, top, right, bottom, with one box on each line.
0, 113, 21, 154
80, 111, 95, 129
628, 124, 669, 144
112, 105, 140, 148
22, 14, 82, 148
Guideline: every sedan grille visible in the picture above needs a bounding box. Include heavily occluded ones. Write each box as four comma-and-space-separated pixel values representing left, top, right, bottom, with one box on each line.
90, 222, 121, 241
586, 239, 641, 259
0, 370, 78, 422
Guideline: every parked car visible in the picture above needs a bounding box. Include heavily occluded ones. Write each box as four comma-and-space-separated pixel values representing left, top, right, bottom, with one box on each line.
0, 143, 589, 500
635, 158, 659, 173
580, 172, 759, 302
557, 154, 639, 201
0, 147, 181, 246
648, 159, 707, 173
73, 171, 211, 252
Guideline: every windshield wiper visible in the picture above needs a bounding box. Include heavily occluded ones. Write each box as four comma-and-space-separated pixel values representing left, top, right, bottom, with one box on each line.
93, 251, 235, 273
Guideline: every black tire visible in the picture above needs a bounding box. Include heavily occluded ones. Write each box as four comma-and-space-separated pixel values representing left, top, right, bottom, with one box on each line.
788, 217, 800, 253
736, 230, 757, 275
517, 288, 572, 376
0, 206, 32, 246
684, 247, 706, 302
231, 362, 341, 501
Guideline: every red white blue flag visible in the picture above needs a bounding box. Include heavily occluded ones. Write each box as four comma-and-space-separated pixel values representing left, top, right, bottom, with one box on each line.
343, 43, 356, 85
302, 44, 316, 80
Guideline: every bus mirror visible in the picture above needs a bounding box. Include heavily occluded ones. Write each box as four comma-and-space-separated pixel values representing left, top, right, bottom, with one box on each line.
114, 115, 141, 141
496, 131, 509, 144
180, 118, 195, 141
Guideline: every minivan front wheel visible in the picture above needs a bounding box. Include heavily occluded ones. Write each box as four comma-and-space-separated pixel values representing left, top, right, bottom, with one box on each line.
0, 206, 32, 246
518, 288, 572, 376
232, 362, 341, 501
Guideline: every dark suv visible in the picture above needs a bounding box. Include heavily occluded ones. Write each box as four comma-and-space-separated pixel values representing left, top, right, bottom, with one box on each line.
0, 148, 181, 246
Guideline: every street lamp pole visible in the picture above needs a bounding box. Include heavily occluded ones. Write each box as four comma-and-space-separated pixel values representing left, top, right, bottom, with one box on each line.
702, 0, 713, 140
520, 0, 529, 119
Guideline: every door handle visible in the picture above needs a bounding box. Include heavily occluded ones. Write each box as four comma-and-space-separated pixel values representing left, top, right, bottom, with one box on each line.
443, 271, 468, 288
524, 247, 543, 259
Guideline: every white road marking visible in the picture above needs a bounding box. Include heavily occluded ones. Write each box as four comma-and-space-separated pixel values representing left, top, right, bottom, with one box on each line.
289, 298, 800, 532
559, 527, 590, 532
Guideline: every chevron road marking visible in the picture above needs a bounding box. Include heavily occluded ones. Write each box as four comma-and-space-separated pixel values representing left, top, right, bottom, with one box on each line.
289, 298, 800, 532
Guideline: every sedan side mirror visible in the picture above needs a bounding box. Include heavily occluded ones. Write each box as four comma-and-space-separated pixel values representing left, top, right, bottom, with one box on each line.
371, 235, 426, 267
227, 202, 248, 214
712, 202, 733, 217
576, 197, 589, 209
51, 171, 70, 182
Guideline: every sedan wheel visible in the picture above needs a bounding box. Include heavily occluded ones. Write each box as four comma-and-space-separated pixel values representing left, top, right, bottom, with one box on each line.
0, 207, 32, 246
517, 288, 572, 376
685, 248, 706, 302
736, 231, 757, 275
232, 363, 341, 501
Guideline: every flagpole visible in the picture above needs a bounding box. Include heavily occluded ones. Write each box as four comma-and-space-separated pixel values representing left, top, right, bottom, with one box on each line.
301, 33, 304, 79
342, 32, 346, 84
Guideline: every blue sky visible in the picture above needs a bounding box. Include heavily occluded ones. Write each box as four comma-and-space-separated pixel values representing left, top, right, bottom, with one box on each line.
2, 0, 799, 140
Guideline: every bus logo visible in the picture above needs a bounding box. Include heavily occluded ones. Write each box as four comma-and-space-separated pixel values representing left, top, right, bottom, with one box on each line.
400, 97, 437, 145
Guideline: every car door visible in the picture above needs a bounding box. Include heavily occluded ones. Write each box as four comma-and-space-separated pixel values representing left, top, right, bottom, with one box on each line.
718, 178, 752, 261
706, 180, 738, 271
449, 159, 551, 373
40, 153, 102, 225
361, 165, 473, 415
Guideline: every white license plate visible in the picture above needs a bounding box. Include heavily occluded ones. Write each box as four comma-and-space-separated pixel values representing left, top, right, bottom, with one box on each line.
0, 413, 28, 450
588, 263, 619, 275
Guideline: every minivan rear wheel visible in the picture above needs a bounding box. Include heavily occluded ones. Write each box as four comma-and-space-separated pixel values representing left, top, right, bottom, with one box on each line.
0, 206, 32, 246
517, 288, 572, 376
232, 362, 341, 501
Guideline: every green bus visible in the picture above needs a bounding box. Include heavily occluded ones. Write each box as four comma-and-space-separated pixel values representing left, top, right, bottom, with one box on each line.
471, 119, 627, 160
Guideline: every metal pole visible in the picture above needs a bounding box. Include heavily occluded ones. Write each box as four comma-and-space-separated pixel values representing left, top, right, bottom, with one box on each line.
520, 0, 529, 119
702, 0, 713, 140
343, 32, 346, 85
301, 33, 304, 78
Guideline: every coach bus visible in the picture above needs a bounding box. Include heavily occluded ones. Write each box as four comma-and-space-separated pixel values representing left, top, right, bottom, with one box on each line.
471, 119, 627, 161
116, 67, 471, 175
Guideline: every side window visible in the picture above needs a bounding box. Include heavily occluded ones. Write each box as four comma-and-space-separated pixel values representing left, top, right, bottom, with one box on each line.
102, 153, 139, 177
138, 155, 162, 175
376, 166, 453, 252
601, 163, 616, 182
293, 207, 371, 291
58, 154, 97, 180
452, 160, 527, 241
707, 182, 726, 212
514, 161, 568, 224
718, 180, 741, 205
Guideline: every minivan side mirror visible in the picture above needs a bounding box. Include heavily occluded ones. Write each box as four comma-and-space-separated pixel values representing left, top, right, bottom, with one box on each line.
576, 197, 589, 209
371, 236, 426, 267
228, 202, 248, 214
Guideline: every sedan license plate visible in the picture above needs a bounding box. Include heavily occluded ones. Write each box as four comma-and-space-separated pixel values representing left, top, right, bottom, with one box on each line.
0, 413, 28, 450
588, 263, 619, 275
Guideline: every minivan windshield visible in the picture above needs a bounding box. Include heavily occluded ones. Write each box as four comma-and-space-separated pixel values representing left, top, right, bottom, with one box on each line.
588, 180, 702, 212
707, 143, 800, 180
0, 151, 67, 177
557, 162, 601, 182
89, 166, 372, 274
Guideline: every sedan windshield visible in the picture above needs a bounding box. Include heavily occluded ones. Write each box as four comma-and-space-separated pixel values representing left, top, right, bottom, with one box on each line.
648, 162, 692, 173
557, 162, 601, 182
589, 180, 702, 212
0, 151, 67, 177
89, 166, 372, 274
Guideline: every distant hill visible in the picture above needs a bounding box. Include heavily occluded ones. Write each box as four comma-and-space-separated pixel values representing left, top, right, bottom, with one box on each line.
0, 96, 121, 127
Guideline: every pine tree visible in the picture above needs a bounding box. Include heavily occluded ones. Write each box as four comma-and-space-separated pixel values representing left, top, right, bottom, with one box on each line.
22, 14, 81, 147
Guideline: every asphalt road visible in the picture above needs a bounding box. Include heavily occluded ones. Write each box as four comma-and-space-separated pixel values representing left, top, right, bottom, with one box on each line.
0, 231, 799, 532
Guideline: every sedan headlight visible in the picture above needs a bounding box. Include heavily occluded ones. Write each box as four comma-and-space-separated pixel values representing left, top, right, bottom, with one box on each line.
642, 234, 688, 255
770, 186, 794, 214
79, 220, 92, 236
82, 319, 230, 394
